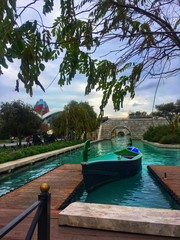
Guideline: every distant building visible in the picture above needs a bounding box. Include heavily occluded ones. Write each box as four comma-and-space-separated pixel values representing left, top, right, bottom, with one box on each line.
42, 111, 61, 124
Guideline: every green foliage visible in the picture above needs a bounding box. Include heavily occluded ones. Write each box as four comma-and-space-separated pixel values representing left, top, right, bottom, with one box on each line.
0, 140, 83, 163
160, 133, 180, 144
143, 125, 180, 144
154, 99, 180, 126
0, 100, 42, 145
51, 100, 98, 140
129, 111, 151, 119
0, 1, 179, 110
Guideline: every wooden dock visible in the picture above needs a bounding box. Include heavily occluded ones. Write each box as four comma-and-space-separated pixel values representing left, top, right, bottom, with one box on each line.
0, 164, 179, 239
0, 164, 83, 239
148, 165, 180, 206
0, 164, 83, 210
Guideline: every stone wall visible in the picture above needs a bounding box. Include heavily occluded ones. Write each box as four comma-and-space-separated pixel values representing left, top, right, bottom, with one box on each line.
99, 118, 168, 140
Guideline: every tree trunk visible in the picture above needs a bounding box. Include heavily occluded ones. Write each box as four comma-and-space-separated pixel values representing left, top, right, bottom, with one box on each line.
18, 136, 22, 147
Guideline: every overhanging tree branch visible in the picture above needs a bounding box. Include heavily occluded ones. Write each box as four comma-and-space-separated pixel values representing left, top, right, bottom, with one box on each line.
0, 0, 179, 111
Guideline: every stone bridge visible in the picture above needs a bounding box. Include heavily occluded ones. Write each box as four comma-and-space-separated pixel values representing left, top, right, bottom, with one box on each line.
98, 118, 167, 140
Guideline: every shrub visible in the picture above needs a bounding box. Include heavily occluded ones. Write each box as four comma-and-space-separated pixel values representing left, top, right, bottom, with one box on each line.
143, 126, 155, 141
143, 125, 180, 144
0, 140, 83, 163
160, 133, 180, 144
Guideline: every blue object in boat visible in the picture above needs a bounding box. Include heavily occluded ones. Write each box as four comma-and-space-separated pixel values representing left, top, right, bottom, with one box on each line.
128, 147, 140, 153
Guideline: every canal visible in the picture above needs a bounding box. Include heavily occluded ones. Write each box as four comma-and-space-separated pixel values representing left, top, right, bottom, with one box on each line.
0, 139, 180, 209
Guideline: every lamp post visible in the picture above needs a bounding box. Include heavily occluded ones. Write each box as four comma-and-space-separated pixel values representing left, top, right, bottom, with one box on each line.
99, 106, 104, 125
100, 106, 104, 118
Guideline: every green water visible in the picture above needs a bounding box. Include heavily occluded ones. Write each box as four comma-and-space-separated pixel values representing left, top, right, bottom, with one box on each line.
0, 139, 180, 209
79, 139, 180, 209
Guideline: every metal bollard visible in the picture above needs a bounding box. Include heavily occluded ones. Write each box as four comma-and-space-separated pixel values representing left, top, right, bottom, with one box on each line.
38, 183, 51, 240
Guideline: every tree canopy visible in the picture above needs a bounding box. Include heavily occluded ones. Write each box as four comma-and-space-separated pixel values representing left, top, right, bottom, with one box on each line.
0, 100, 42, 145
51, 100, 98, 140
1, 0, 179, 110
154, 98, 180, 127
128, 111, 151, 119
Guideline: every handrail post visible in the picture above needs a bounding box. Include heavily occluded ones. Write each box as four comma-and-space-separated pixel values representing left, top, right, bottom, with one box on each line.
38, 183, 51, 240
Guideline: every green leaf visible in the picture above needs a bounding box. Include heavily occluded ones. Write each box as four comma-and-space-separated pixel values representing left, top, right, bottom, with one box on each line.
39, 63, 45, 71
43, 0, 54, 15
35, 79, 45, 92
6, 55, 13, 63
16, 39, 24, 52
0, 56, 8, 68
9, 0, 16, 11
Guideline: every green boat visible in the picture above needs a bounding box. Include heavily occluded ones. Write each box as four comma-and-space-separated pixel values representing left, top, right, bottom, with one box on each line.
81, 140, 142, 193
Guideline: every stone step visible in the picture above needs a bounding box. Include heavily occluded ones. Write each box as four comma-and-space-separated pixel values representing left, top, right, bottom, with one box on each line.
59, 202, 180, 238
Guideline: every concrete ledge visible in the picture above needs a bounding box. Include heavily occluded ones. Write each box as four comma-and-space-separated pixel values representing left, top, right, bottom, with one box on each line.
143, 140, 180, 149
59, 202, 180, 238
0, 144, 84, 174
0, 140, 101, 174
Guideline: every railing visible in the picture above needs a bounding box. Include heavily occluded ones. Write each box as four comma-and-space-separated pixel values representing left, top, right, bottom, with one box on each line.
0, 183, 51, 240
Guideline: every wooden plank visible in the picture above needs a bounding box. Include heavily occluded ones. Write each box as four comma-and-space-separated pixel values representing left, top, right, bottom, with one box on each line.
55, 226, 176, 240
0, 209, 37, 240
0, 164, 83, 210
0, 164, 83, 239
148, 165, 180, 206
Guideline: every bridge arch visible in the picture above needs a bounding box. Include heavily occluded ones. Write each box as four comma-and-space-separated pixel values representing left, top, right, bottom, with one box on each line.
111, 126, 131, 138
98, 118, 167, 140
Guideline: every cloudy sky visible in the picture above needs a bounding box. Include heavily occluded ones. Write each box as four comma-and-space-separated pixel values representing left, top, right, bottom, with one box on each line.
0, 1, 179, 118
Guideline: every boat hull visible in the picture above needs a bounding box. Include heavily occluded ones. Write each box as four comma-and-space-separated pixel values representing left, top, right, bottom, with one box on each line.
82, 156, 142, 193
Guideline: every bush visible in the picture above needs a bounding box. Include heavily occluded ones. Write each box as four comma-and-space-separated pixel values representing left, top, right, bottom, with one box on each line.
143, 126, 155, 141
143, 125, 180, 144
160, 134, 180, 144
0, 140, 83, 163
